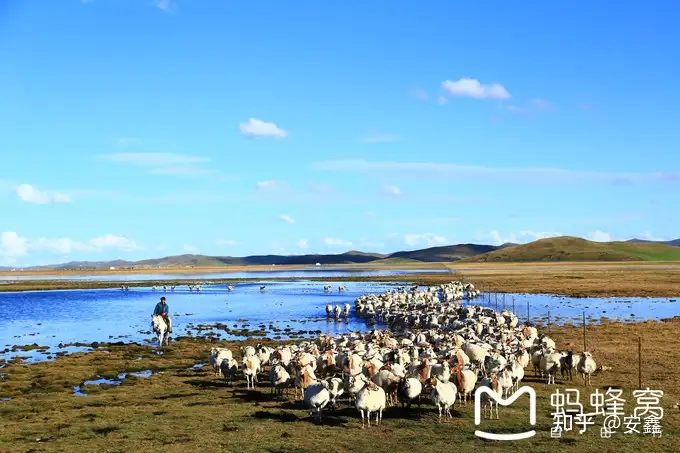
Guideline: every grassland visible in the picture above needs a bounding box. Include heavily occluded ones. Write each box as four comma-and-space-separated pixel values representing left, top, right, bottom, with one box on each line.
3, 262, 680, 297
464, 236, 680, 263
1, 319, 678, 453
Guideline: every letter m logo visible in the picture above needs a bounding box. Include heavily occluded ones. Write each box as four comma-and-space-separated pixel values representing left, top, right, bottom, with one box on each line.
474, 385, 537, 441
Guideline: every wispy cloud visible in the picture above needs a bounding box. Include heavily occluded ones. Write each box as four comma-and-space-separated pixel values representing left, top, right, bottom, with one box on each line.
296, 239, 308, 249
183, 244, 199, 253
386, 217, 460, 226
216, 239, 238, 246
390, 233, 448, 248
442, 78, 511, 100
309, 183, 334, 194
587, 230, 612, 242
240, 118, 288, 139
153, 0, 178, 14
382, 184, 402, 196
361, 132, 400, 143
1, 232, 140, 264
311, 159, 680, 185
476, 230, 562, 246
16, 184, 72, 204
506, 98, 554, 114
323, 237, 352, 247
411, 87, 428, 101
437, 96, 448, 105
365, 211, 377, 217
117, 137, 140, 146
100, 152, 213, 177
278, 214, 295, 224
256, 180, 288, 191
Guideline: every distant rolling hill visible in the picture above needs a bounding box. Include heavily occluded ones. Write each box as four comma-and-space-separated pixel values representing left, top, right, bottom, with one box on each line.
17, 244, 503, 270
626, 238, 680, 247
462, 236, 680, 263
9, 236, 680, 271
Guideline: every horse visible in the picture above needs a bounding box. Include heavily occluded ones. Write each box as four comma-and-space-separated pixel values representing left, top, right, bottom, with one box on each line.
151, 315, 170, 347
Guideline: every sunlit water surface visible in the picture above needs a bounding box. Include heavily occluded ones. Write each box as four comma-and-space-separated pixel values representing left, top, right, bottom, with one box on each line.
1, 280, 678, 364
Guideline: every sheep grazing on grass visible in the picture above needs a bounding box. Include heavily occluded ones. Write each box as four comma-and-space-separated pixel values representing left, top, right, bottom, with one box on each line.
452, 364, 477, 407
540, 347, 562, 385
577, 351, 597, 386
477, 374, 502, 420
371, 367, 400, 406
219, 357, 239, 386
355, 378, 387, 428
397, 377, 422, 413
269, 361, 291, 398
304, 381, 331, 424
326, 377, 345, 410
243, 356, 261, 390
427, 377, 456, 422
210, 347, 233, 377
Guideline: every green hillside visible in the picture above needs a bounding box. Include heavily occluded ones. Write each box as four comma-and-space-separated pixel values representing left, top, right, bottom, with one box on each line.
462, 236, 680, 262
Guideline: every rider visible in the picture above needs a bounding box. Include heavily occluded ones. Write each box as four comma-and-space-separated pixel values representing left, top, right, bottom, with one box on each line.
153, 296, 172, 333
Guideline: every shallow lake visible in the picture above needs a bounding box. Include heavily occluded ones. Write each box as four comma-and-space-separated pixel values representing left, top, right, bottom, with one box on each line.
0, 268, 449, 282
0, 280, 678, 364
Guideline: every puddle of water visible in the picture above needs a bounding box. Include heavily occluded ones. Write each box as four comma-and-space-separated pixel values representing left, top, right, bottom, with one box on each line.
1, 397, 10, 401
73, 386, 87, 396
82, 377, 121, 386
189, 363, 206, 370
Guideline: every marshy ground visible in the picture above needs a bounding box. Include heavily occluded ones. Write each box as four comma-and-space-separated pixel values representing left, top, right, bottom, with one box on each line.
1, 319, 678, 453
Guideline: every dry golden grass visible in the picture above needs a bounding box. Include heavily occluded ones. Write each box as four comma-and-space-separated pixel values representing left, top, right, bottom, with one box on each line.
1, 321, 679, 453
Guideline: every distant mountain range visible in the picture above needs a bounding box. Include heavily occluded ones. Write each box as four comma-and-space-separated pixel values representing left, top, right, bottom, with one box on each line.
3, 236, 679, 270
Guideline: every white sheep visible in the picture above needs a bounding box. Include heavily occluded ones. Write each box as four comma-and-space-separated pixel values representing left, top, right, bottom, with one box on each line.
355, 379, 387, 428
427, 377, 456, 422
452, 365, 477, 406
243, 355, 261, 390
219, 357, 239, 386
539, 347, 561, 385
326, 377, 345, 409
210, 347, 233, 377
577, 351, 597, 386
269, 362, 291, 398
304, 381, 332, 423
397, 377, 422, 411
477, 374, 502, 419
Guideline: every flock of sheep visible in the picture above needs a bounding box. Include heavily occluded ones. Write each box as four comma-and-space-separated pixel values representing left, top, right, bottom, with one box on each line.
207, 281, 598, 426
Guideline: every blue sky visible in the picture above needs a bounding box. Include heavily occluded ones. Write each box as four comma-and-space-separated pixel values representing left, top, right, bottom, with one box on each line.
1, 0, 679, 266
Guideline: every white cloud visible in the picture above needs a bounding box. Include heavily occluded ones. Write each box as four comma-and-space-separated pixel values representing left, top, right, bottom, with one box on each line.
639, 232, 665, 241
397, 233, 449, 248
101, 153, 208, 166
411, 87, 428, 101
365, 211, 377, 217
1, 232, 140, 263
240, 118, 288, 139
387, 217, 460, 226
117, 137, 140, 146
278, 214, 295, 224
442, 78, 511, 100
323, 237, 352, 247
382, 184, 402, 196
311, 159, 680, 185
506, 98, 554, 114
476, 230, 562, 246
153, 0, 178, 13
588, 230, 612, 242
16, 184, 72, 204
101, 152, 212, 178
256, 180, 287, 190
309, 183, 334, 194
183, 244, 199, 253
148, 166, 216, 176
216, 239, 238, 246
361, 132, 400, 143
1, 232, 28, 263
297, 239, 308, 249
